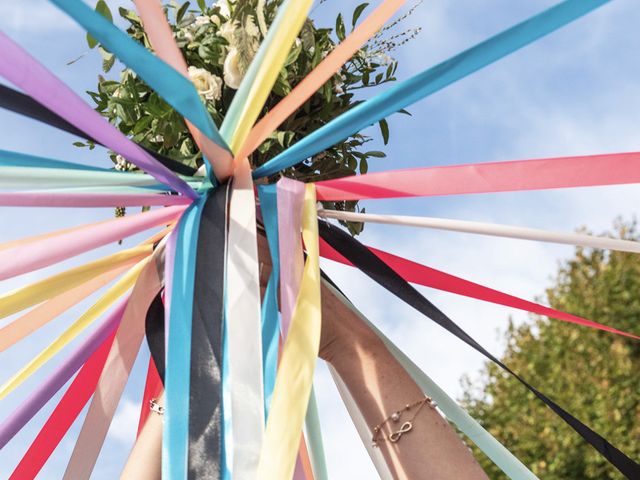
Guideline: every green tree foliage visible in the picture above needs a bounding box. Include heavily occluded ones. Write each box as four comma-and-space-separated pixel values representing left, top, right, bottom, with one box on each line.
461, 220, 640, 479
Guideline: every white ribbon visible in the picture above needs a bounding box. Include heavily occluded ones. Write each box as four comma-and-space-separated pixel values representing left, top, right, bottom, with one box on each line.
318, 209, 640, 253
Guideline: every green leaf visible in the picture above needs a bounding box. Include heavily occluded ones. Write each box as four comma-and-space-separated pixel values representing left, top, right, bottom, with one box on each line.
177, 2, 191, 22
365, 150, 386, 158
351, 3, 369, 27
359, 157, 368, 174
378, 118, 389, 145
86, 0, 113, 49
335, 13, 346, 41
73, 141, 87, 148
197, 0, 206, 12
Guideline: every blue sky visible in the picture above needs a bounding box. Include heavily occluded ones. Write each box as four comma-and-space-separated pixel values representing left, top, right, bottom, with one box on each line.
1, 0, 639, 478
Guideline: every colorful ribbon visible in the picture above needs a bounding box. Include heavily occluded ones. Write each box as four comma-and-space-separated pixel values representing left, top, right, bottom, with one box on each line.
0, 191, 191, 208
226, 158, 265, 478
253, 0, 610, 178
0, 31, 197, 199
257, 184, 321, 479
319, 237, 640, 340
315, 151, 640, 201
63, 245, 166, 479
0, 205, 183, 281
319, 221, 640, 479
133, 0, 234, 181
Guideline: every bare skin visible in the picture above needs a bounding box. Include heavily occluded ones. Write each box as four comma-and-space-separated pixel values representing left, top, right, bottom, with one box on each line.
122, 234, 487, 479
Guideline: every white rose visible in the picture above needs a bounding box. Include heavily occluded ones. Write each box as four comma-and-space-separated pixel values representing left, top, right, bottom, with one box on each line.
188, 66, 223, 101
194, 15, 211, 26
223, 48, 243, 90
217, 21, 236, 42
212, 0, 230, 18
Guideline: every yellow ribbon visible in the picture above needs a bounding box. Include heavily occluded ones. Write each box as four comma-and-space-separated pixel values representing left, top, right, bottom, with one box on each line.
257, 184, 321, 479
227, 0, 313, 154
0, 244, 152, 320
0, 256, 149, 400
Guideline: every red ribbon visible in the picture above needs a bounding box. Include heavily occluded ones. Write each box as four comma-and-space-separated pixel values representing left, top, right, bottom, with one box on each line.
319, 237, 639, 340
10, 329, 117, 479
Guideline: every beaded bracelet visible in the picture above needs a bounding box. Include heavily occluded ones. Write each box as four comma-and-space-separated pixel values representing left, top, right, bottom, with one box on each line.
371, 394, 437, 447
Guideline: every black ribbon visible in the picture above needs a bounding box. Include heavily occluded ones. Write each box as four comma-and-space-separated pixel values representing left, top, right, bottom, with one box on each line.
318, 220, 640, 479
0, 84, 197, 176
186, 184, 229, 479
145, 291, 166, 384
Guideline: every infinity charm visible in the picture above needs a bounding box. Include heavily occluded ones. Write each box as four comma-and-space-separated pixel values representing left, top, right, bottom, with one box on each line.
389, 421, 413, 442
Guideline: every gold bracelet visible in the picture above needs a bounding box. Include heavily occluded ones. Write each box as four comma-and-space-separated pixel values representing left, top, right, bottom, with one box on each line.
371, 394, 437, 447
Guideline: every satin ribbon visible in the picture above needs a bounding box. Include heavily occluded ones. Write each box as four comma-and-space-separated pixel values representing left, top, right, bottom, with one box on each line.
0, 84, 197, 176
134, 0, 233, 182
237, 0, 406, 161
186, 184, 230, 479
0, 205, 183, 281
50, 0, 229, 168
318, 221, 640, 479
163, 193, 208, 479
277, 178, 306, 336
0, 299, 125, 450
315, 151, 640, 201
257, 184, 281, 418
8, 308, 123, 479
0, 257, 148, 400
0, 263, 131, 352
226, 157, 265, 478
0, 245, 151, 320
0, 149, 103, 171
0, 191, 191, 208
257, 184, 321, 479
0, 166, 198, 190
63, 244, 166, 479
0, 32, 197, 199
320, 274, 537, 480
253, 0, 610, 179
318, 208, 640, 253
220, 0, 313, 154
319, 237, 640, 340
276, 178, 327, 480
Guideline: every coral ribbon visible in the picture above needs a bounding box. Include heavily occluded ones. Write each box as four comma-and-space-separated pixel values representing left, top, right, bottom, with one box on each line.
253, 0, 610, 178
0, 205, 183, 281
238, 0, 406, 161
63, 245, 165, 479
134, 0, 234, 181
315, 151, 640, 201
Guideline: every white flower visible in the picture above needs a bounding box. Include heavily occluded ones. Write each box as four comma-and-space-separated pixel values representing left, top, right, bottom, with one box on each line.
188, 66, 223, 101
194, 15, 211, 26
245, 15, 259, 38
181, 27, 195, 42
217, 21, 236, 42
212, 0, 230, 18
211, 15, 221, 27
223, 48, 243, 89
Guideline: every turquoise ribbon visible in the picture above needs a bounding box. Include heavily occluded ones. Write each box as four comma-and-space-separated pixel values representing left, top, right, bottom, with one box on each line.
257, 184, 281, 419
163, 192, 209, 480
49, 0, 230, 180
253, 0, 610, 179
0, 149, 104, 171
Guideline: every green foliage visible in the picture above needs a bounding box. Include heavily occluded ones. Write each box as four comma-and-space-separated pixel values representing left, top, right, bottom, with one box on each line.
461, 220, 640, 479
80, 0, 422, 234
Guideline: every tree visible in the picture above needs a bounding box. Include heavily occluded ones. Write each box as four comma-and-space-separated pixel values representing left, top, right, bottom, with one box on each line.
461, 220, 640, 479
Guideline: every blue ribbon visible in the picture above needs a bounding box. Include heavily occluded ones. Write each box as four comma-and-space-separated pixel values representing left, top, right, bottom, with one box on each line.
163, 192, 209, 480
0, 149, 105, 171
257, 184, 281, 420
253, 0, 610, 179
50, 0, 230, 180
